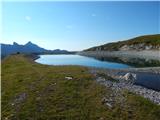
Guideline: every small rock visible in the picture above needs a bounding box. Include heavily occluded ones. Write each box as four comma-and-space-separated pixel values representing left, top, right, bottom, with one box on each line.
11, 103, 14, 106
106, 103, 112, 108
99, 117, 104, 120
65, 76, 73, 80
36, 97, 41, 101
101, 97, 107, 104
36, 91, 39, 93
122, 73, 136, 83
5, 117, 8, 120
10, 114, 14, 117
14, 92, 27, 104
51, 83, 56, 86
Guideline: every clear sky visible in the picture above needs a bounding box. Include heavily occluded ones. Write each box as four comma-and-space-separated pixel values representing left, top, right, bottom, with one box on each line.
2, 1, 159, 51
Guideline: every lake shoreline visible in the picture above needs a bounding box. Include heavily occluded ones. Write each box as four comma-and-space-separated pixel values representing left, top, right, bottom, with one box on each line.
35, 54, 131, 68
78, 50, 160, 61
34, 54, 160, 104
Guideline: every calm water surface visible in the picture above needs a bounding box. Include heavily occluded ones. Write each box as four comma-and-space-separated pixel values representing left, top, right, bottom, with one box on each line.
135, 73, 160, 91
35, 54, 131, 69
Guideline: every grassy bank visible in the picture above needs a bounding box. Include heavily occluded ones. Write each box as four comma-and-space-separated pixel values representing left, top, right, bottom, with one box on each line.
2, 54, 160, 120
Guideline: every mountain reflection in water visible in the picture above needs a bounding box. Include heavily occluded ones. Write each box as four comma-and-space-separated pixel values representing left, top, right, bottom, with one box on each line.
94, 56, 160, 67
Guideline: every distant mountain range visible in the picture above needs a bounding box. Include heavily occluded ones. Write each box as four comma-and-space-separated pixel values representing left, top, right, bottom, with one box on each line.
1, 41, 72, 57
85, 34, 160, 51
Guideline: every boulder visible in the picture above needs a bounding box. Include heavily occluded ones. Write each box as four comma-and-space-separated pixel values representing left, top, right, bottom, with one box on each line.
122, 73, 136, 84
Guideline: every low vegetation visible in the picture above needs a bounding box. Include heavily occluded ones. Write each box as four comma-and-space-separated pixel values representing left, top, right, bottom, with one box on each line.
85, 34, 160, 51
2, 54, 160, 119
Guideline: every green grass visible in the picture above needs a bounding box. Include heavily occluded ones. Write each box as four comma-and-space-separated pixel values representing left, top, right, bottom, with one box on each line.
85, 34, 160, 51
2, 54, 160, 120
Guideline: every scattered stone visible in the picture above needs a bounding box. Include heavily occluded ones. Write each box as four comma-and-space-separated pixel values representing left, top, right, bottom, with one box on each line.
10, 114, 14, 117
37, 105, 44, 112
50, 83, 56, 86
99, 117, 105, 120
97, 75, 160, 105
36, 91, 39, 93
11, 103, 15, 106
65, 76, 73, 80
102, 98, 113, 108
5, 117, 8, 120
106, 103, 112, 108
96, 77, 106, 83
90, 68, 160, 105
101, 97, 107, 104
36, 97, 41, 101
14, 92, 27, 104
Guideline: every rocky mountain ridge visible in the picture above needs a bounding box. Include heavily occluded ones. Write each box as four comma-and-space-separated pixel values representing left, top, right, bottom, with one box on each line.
1, 41, 70, 58
85, 34, 160, 51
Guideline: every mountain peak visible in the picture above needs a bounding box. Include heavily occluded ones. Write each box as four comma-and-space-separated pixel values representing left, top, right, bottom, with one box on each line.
13, 42, 19, 46
1, 41, 70, 57
25, 41, 33, 45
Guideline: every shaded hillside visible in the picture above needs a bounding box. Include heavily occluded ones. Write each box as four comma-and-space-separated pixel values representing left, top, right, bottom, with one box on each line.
85, 34, 160, 51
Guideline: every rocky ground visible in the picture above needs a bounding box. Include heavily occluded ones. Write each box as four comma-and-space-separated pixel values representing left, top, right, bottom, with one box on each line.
90, 67, 160, 106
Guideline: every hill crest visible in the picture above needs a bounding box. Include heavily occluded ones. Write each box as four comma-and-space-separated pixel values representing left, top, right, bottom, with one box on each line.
85, 34, 160, 51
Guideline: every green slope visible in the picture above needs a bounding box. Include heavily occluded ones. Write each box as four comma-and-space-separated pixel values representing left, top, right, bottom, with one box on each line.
2, 54, 160, 120
85, 34, 160, 51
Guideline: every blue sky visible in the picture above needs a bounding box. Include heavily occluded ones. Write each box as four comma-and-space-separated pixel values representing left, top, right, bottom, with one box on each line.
2, 1, 159, 51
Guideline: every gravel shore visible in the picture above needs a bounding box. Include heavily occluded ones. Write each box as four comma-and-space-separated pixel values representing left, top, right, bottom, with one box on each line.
90, 67, 160, 105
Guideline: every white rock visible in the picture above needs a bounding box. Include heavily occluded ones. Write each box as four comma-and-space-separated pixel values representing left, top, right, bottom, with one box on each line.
106, 103, 112, 108
65, 76, 73, 80
122, 73, 136, 83
11, 103, 14, 106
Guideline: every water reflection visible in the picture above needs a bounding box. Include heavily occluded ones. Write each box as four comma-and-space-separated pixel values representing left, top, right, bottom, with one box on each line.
94, 56, 160, 67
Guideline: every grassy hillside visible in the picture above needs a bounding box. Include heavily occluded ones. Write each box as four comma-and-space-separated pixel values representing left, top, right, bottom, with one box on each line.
2, 54, 160, 120
85, 34, 160, 51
